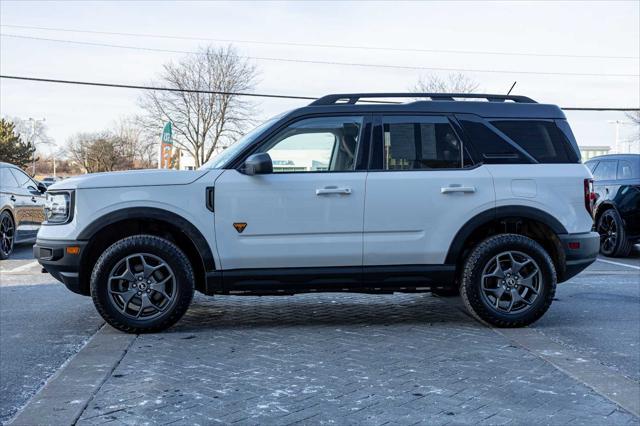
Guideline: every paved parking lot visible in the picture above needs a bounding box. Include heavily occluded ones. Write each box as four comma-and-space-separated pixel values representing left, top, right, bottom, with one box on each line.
1, 244, 639, 425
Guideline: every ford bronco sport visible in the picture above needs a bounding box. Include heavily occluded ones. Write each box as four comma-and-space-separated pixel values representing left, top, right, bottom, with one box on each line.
34, 93, 600, 333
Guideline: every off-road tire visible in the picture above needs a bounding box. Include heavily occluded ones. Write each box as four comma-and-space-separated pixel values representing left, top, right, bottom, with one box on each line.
597, 209, 633, 258
460, 234, 556, 328
90, 235, 194, 333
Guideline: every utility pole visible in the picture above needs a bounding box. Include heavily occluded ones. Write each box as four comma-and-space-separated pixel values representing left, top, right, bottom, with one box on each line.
608, 120, 632, 154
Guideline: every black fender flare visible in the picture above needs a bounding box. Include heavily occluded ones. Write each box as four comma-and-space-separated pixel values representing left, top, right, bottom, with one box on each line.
445, 206, 568, 264
77, 207, 216, 271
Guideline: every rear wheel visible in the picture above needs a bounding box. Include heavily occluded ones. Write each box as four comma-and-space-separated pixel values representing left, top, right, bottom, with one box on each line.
460, 234, 556, 328
90, 235, 194, 333
597, 209, 633, 257
0, 211, 15, 260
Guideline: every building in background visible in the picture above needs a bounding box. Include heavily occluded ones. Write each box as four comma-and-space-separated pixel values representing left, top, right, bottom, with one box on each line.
580, 145, 611, 161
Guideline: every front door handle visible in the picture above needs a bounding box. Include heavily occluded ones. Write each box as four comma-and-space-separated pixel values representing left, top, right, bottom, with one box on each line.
31, 196, 37, 202
10, 195, 16, 201
316, 186, 352, 196
441, 185, 476, 194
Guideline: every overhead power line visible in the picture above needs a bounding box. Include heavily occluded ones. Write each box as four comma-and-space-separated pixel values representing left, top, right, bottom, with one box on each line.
2, 23, 638, 60
2, 75, 638, 112
1, 33, 637, 78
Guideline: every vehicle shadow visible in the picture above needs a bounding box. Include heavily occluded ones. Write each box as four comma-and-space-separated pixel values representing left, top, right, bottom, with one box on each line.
171, 293, 475, 332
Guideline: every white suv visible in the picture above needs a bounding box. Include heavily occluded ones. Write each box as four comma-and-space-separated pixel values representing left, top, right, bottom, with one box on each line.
35, 93, 599, 333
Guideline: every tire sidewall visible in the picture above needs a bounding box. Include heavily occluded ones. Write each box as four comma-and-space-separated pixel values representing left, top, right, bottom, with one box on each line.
598, 209, 627, 257
91, 235, 194, 332
463, 235, 556, 326
0, 211, 14, 260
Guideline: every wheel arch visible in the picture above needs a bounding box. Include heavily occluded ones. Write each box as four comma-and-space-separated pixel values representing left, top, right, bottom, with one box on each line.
77, 207, 215, 295
446, 206, 567, 274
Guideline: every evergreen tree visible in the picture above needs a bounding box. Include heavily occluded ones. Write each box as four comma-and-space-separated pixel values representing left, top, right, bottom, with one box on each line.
0, 118, 36, 169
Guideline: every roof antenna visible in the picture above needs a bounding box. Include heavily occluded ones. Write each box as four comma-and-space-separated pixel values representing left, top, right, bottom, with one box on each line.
507, 81, 517, 95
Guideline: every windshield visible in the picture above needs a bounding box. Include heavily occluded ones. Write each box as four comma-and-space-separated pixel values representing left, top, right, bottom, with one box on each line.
199, 116, 281, 169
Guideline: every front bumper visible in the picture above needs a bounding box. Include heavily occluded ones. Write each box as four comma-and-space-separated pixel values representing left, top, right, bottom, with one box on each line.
34, 239, 89, 295
558, 231, 600, 282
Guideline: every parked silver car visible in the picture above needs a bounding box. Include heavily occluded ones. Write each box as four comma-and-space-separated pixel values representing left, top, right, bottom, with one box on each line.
0, 162, 47, 259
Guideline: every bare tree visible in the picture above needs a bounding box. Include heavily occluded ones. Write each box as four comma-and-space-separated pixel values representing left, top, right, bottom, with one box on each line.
67, 132, 131, 173
114, 116, 157, 168
139, 45, 258, 168
412, 73, 479, 94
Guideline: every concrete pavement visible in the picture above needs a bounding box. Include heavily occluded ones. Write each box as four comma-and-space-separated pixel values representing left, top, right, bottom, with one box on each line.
1, 245, 639, 425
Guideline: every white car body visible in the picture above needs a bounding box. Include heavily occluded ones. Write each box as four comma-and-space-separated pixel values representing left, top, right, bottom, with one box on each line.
34, 93, 601, 332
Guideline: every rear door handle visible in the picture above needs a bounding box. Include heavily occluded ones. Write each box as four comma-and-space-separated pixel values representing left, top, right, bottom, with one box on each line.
441, 186, 476, 194
10, 195, 16, 201
316, 187, 352, 196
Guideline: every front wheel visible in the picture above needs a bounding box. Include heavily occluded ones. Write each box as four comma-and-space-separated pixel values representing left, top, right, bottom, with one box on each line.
460, 234, 556, 328
90, 235, 194, 333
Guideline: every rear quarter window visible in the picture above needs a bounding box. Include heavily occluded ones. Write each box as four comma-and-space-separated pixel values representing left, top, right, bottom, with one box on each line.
1, 168, 19, 188
491, 120, 577, 163
457, 119, 530, 164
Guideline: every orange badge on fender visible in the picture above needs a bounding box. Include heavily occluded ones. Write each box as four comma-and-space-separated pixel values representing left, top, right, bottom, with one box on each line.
233, 223, 247, 233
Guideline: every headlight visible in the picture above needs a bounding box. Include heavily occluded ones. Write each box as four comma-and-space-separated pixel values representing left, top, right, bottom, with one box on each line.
44, 191, 73, 224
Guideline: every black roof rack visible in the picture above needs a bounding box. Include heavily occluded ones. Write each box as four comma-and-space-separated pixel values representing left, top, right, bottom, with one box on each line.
309, 93, 537, 106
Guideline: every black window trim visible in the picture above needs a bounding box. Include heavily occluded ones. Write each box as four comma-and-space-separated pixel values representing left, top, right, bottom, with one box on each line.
228, 112, 373, 174
368, 112, 477, 172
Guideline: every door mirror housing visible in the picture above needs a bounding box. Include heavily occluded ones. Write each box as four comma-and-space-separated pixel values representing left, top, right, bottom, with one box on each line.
242, 153, 273, 175
36, 182, 48, 194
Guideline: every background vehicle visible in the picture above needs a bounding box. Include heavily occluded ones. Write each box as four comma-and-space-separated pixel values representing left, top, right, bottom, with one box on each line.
40, 176, 59, 188
35, 93, 599, 333
0, 162, 47, 259
585, 154, 640, 257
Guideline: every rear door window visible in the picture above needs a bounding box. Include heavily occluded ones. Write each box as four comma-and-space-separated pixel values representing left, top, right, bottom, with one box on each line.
381, 116, 465, 170
491, 120, 575, 163
592, 160, 618, 181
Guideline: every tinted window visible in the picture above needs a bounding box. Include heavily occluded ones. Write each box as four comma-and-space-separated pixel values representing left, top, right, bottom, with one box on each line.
585, 161, 598, 172
10, 168, 34, 187
618, 160, 638, 179
592, 160, 617, 180
260, 116, 363, 172
382, 116, 462, 170
458, 119, 528, 164
491, 120, 575, 163
1, 168, 19, 188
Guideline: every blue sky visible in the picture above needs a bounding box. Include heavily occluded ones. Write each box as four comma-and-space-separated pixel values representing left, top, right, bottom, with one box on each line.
0, 0, 638, 153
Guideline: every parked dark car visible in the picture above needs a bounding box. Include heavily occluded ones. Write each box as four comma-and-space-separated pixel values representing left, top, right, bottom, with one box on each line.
40, 176, 59, 188
0, 162, 47, 259
585, 154, 640, 257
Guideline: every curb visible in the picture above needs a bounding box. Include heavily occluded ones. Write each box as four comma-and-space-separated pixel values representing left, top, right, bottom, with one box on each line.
10, 325, 136, 426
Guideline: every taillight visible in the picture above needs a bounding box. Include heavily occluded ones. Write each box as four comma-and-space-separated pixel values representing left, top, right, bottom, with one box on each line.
584, 178, 596, 216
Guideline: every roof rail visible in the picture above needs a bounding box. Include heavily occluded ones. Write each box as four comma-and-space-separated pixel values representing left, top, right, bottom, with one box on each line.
309, 93, 537, 106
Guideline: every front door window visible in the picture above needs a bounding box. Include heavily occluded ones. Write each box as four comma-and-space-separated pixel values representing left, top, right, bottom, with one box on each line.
259, 116, 364, 173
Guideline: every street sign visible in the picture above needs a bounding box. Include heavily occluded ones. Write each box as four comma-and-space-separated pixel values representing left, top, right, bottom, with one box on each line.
160, 122, 173, 169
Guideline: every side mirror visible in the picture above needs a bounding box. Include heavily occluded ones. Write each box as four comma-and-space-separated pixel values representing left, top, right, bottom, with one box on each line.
242, 153, 273, 175
37, 182, 47, 193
